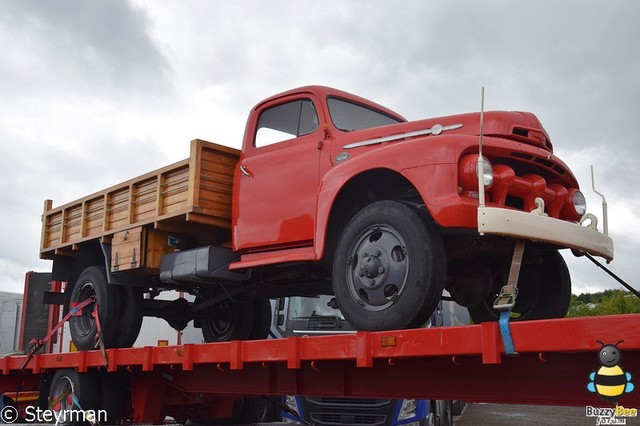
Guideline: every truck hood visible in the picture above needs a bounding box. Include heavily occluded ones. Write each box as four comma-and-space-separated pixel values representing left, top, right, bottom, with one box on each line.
338, 111, 553, 152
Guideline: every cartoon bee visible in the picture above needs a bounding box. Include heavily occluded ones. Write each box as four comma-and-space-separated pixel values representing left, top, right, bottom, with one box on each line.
587, 340, 635, 404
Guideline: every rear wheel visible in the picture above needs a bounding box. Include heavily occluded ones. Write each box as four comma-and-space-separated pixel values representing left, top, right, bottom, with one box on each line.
202, 298, 255, 342
68, 266, 120, 350
249, 299, 272, 340
113, 286, 144, 348
333, 201, 445, 331
468, 250, 571, 323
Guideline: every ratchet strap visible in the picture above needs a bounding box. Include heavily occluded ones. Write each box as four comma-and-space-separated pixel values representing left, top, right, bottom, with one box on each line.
22, 296, 99, 370
493, 241, 525, 356
92, 301, 109, 368
499, 311, 517, 356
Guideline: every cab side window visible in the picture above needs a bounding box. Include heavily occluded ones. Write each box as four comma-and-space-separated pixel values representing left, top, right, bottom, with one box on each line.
255, 99, 318, 148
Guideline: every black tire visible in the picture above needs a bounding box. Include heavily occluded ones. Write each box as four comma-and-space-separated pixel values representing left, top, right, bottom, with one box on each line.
202, 298, 255, 342
1, 395, 19, 423
49, 369, 101, 425
333, 200, 445, 331
98, 372, 128, 425
113, 286, 144, 348
68, 266, 120, 350
237, 396, 281, 422
468, 250, 571, 323
249, 299, 272, 340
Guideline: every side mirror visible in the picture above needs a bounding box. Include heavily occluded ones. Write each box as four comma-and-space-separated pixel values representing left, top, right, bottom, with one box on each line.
277, 313, 285, 326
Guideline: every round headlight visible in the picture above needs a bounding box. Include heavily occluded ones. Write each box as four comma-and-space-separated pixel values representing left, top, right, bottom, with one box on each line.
476, 156, 494, 187
572, 190, 587, 216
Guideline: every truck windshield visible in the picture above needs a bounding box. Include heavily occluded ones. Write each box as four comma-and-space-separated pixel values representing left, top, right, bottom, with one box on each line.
287, 295, 345, 320
327, 97, 403, 132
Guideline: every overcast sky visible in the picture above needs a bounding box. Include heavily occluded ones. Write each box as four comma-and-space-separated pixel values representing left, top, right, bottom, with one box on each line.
1, 0, 638, 296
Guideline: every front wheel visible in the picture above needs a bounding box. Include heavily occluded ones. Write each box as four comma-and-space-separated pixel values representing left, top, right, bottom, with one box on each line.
333, 201, 445, 331
468, 250, 571, 323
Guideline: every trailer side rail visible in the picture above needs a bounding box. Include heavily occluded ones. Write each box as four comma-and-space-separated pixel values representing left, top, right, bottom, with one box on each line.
1, 314, 638, 409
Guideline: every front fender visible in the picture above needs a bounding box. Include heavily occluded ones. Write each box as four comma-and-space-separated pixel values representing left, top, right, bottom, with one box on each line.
313, 137, 461, 259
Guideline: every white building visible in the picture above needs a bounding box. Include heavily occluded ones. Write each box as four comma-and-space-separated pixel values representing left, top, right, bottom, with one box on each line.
0, 292, 23, 355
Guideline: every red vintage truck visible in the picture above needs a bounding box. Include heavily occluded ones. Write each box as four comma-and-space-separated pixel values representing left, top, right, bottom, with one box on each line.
39, 85, 614, 350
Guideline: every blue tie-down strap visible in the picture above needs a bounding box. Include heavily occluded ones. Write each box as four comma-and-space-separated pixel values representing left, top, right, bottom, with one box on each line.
499, 310, 518, 356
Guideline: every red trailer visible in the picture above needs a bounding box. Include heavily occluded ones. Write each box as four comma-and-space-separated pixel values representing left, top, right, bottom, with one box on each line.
1, 313, 637, 423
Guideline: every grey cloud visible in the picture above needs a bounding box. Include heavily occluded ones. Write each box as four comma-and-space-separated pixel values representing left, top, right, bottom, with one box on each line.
1, 0, 638, 295
0, 0, 170, 96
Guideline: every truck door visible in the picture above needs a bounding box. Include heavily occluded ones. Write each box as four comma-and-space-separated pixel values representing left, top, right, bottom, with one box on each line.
234, 96, 322, 251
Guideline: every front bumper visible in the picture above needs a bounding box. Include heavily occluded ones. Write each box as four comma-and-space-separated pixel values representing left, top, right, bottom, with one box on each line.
478, 206, 614, 261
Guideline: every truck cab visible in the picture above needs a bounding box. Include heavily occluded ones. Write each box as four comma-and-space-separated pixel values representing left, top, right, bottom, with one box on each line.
230, 85, 612, 331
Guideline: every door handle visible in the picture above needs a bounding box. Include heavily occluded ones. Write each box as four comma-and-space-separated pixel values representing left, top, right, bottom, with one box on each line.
240, 165, 253, 178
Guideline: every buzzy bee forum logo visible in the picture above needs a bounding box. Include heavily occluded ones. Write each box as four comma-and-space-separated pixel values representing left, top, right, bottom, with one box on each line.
586, 340, 637, 425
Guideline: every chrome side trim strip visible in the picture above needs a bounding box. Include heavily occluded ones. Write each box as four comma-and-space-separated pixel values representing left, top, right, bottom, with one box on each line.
342, 124, 462, 150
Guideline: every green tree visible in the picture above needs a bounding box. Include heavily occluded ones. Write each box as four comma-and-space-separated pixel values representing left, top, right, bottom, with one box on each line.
567, 290, 640, 317
597, 290, 640, 315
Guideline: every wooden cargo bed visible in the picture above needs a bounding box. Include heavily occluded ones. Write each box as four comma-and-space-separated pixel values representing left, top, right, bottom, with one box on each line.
40, 139, 239, 261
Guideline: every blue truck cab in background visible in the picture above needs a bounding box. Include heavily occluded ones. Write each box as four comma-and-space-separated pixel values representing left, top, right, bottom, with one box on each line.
272, 295, 468, 426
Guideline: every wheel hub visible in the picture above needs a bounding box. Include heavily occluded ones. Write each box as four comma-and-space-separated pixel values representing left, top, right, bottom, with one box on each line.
73, 282, 97, 337
359, 253, 383, 279
347, 226, 409, 311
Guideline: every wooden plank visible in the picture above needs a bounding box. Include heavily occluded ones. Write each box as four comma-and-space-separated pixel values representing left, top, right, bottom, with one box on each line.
59, 208, 66, 246
197, 141, 237, 226
132, 176, 158, 223
102, 193, 109, 233
40, 140, 240, 257
161, 165, 190, 216
80, 201, 87, 239
40, 200, 54, 252
63, 205, 83, 243
44, 212, 62, 250
111, 227, 143, 272
85, 196, 105, 238
128, 184, 135, 226
187, 139, 203, 209
107, 187, 131, 231
155, 172, 164, 217
145, 228, 172, 270
186, 212, 231, 229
